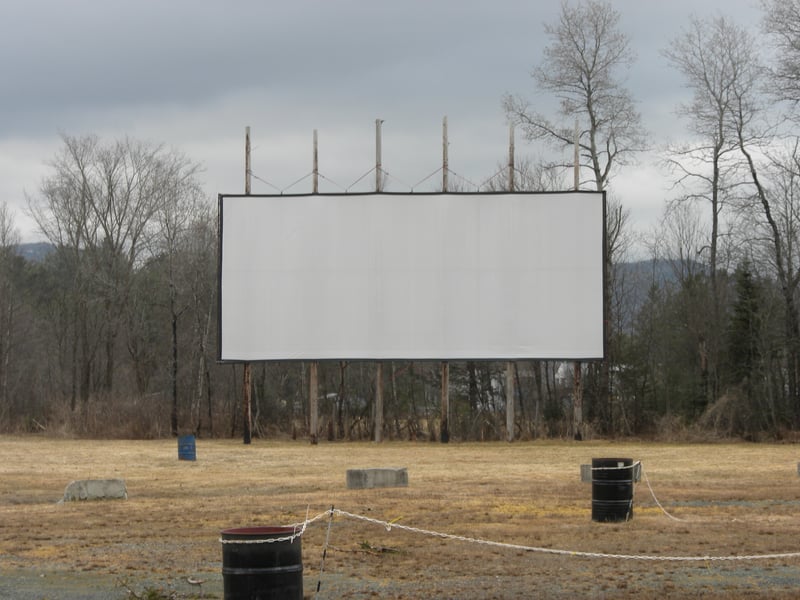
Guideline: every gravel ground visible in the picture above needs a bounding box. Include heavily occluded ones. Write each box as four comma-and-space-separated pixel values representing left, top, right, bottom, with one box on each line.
3, 559, 800, 599
0, 567, 221, 599
0, 569, 130, 599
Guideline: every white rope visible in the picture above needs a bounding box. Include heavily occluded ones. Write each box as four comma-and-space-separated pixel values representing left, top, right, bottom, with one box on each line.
220, 506, 800, 562
590, 461, 639, 471
218, 511, 329, 544
638, 463, 690, 522
314, 506, 336, 599
329, 509, 800, 562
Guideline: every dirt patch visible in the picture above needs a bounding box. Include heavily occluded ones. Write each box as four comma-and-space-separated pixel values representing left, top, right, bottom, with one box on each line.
1, 437, 800, 598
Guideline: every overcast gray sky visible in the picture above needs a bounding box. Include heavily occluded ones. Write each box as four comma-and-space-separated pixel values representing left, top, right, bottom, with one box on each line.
0, 0, 763, 245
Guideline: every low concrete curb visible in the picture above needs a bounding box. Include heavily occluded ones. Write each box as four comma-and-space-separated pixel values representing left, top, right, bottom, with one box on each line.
347, 468, 408, 489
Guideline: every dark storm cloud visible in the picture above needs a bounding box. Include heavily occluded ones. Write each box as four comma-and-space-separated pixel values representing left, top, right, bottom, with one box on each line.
1, 1, 289, 132
0, 0, 767, 243
0, 0, 545, 135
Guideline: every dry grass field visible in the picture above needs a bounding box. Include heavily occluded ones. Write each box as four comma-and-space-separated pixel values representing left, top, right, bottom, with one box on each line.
1, 436, 800, 598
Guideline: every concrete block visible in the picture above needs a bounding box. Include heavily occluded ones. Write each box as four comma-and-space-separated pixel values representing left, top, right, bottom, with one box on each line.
580, 464, 592, 482
347, 467, 408, 489
62, 479, 127, 502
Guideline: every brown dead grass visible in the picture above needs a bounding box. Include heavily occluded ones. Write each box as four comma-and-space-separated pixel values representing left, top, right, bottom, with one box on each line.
1, 436, 800, 598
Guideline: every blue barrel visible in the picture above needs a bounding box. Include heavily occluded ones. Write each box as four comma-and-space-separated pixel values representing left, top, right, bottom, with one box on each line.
591, 458, 634, 522
221, 526, 303, 599
178, 434, 196, 461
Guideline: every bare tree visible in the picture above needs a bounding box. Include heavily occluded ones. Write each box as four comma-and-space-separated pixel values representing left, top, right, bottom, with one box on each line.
736, 138, 800, 423
603, 196, 634, 429
719, 9, 800, 423
504, 0, 646, 189
662, 17, 760, 407
29, 135, 101, 410
0, 204, 20, 425
154, 156, 204, 436
183, 207, 218, 435
504, 0, 646, 434
663, 16, 754, 291
762, 0, 800, 109
482, 155, 566, 193
28, 134, 203, 415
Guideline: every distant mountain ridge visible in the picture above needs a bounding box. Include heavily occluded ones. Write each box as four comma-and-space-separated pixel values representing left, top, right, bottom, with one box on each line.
14, 242, 55, 263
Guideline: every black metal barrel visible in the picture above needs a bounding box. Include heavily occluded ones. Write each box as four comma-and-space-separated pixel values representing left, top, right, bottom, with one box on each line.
221, 526, 303, 600
591, 458, 634, 522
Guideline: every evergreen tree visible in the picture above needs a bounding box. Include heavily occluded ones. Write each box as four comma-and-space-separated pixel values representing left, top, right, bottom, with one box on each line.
726, 263, 761, 392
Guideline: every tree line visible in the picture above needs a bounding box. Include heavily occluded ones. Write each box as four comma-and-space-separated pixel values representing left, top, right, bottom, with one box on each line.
3, 0, 800, 440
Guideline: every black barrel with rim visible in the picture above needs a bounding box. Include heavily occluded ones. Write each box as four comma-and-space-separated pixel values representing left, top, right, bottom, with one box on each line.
591, 457, 634, 522
220, 526, 303, 600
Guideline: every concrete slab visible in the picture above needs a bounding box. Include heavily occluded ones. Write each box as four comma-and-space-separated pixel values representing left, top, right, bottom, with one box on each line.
62, 479, 127, 502
347, 468, 408, 489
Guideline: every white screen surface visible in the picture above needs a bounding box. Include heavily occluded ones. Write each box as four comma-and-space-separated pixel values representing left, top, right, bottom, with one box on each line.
218, 192, 605, 361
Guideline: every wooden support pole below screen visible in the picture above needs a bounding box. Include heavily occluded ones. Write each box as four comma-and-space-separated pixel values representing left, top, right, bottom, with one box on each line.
242, 126, 252, 445
440, 117, 451, 444
505, 125, 516, 442
375, 362, 383, 442
440, 362, 450, 443
372, 119, 384, 442
309, 130, 319, 445
242, 364, 252, 444
506, 362, 515, 442
572, 118, 583, 441
309, 362, 319, 445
